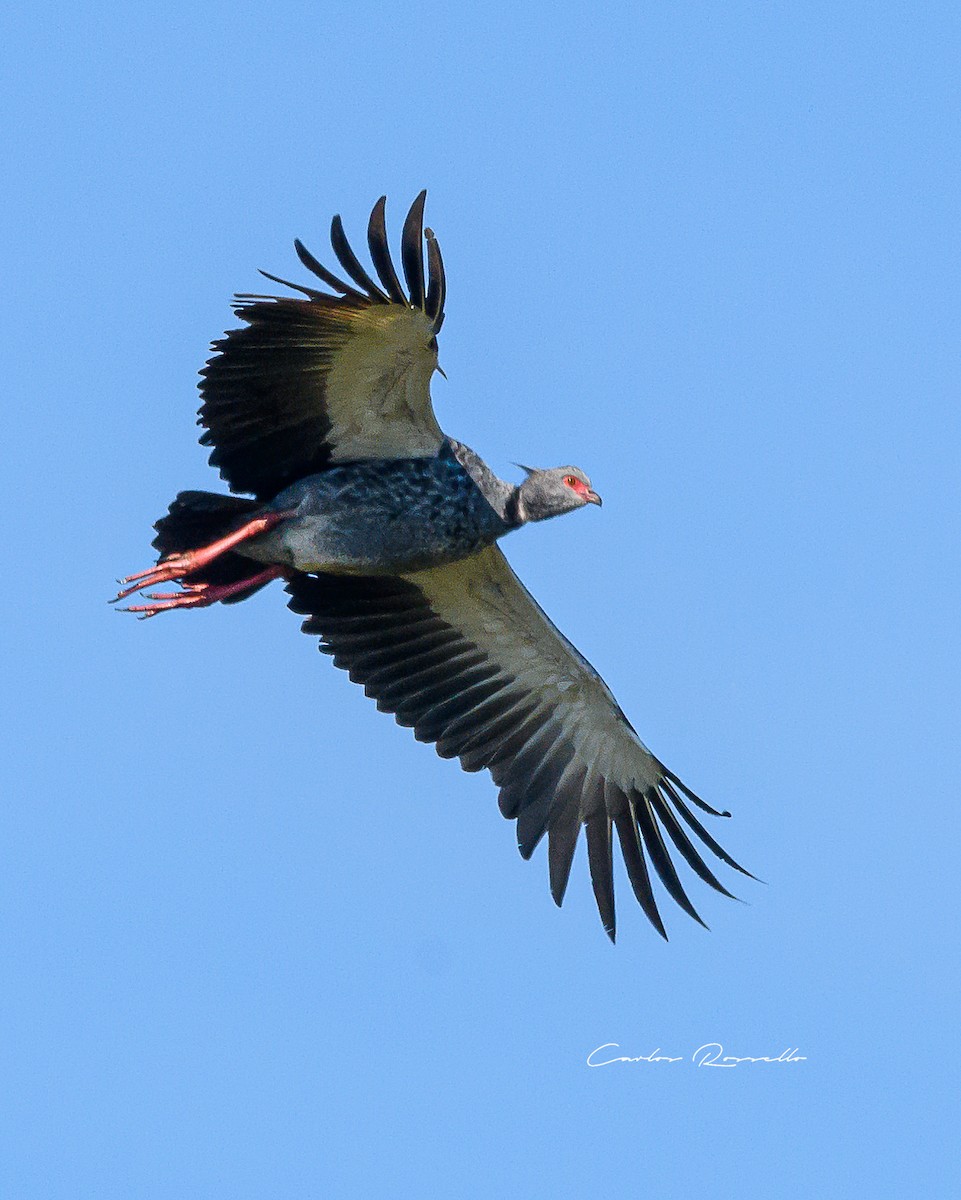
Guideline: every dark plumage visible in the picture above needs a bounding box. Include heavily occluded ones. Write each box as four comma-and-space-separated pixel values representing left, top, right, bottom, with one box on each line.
115, 191, 754, 940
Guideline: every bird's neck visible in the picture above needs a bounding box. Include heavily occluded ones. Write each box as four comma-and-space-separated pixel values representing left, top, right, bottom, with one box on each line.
503, 486, 526, 528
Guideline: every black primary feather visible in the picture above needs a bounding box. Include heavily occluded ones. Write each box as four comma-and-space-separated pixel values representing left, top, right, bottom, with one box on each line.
401, 190, 427, 310
367, 196, 408, 304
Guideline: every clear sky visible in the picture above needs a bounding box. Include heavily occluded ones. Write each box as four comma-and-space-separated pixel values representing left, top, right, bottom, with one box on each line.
2, 2, 959, 1196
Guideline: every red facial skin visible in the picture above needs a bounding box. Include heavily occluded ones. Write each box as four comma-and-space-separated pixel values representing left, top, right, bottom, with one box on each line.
564, 475, 602, 506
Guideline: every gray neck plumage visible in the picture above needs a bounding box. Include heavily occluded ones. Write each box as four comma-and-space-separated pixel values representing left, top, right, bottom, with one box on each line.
445, 438, 526, 529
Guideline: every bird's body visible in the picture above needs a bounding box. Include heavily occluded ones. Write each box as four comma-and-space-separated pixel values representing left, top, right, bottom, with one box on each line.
245, 441, 514, 576
114, 191, 753, 940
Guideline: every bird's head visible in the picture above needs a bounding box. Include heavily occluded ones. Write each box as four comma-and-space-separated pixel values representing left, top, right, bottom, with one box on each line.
514, 464, 602, 523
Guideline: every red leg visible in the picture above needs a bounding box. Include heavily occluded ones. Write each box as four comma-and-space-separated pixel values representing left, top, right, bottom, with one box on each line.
117, 565, 289, 618
113, 509, 296, 602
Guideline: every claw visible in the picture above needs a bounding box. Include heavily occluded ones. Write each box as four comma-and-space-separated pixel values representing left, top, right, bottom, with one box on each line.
115, 564, 289, 617
112, 556, 198, 603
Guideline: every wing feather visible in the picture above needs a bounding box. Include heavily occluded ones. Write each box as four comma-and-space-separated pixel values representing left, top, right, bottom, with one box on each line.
444, 696, 544, 767
367, 195, 408, 303
635, 791, 707, 928
585, 815, 616, 940
330, 215, 390, 301
401, 191, 427, 311
612, 803, 667, 940
649, 787, 739, 898
199, 193, 447, 499
425, 229, 446, 331
293, 237, 362, 297
286, 545, 751, 939
546, 761, 588, 905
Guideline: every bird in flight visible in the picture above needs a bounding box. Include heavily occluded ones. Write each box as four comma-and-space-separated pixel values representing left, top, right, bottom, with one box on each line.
114, 192, 754, 940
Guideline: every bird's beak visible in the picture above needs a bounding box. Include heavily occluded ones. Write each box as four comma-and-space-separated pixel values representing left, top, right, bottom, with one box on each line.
587, 490, 602, 507
435, 364, 448, 380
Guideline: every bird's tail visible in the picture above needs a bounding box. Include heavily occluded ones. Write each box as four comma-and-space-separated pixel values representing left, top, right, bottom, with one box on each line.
151, 490, 268, 602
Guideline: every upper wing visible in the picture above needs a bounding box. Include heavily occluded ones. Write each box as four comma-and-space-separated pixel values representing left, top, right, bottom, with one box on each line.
198, 192, 447, 500
286, 545, 754, 940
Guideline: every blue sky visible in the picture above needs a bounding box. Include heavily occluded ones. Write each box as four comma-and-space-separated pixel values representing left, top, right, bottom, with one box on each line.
3, 2, 959, 1196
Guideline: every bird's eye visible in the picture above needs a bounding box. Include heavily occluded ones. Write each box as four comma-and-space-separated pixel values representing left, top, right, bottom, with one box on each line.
564, 475, 578, 488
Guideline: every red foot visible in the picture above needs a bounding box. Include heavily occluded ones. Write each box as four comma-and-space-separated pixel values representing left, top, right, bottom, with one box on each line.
113, 509, 295, 603
117, 566, 288, 618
